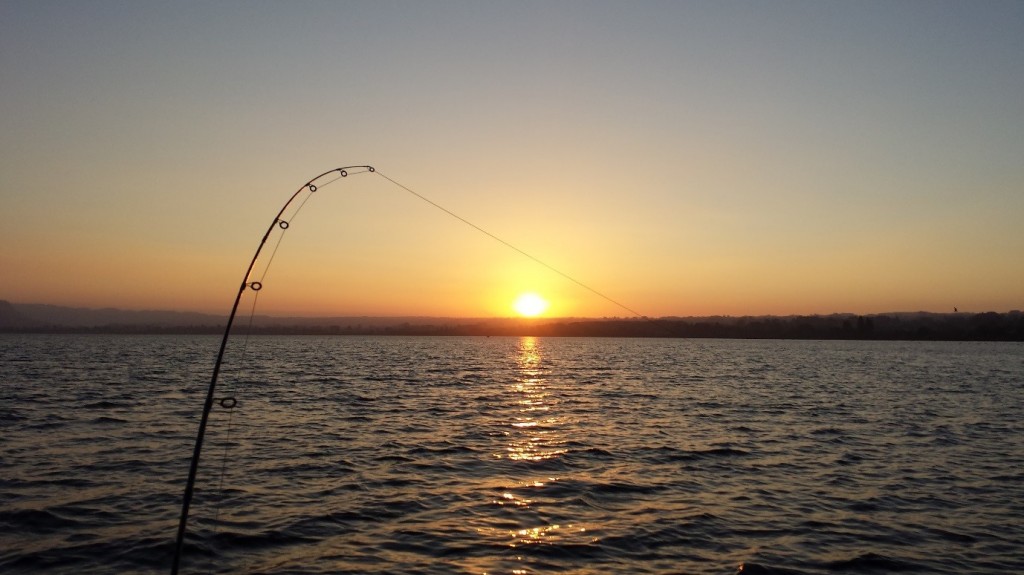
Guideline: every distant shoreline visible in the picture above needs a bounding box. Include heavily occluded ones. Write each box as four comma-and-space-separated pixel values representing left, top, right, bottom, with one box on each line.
2, 306, 1021, 342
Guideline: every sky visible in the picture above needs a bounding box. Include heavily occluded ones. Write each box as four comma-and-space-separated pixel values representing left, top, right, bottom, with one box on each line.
2, 0, 1022, 318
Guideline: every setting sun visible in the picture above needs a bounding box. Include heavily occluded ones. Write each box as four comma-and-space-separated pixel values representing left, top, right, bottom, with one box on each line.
513, 293, 549, 317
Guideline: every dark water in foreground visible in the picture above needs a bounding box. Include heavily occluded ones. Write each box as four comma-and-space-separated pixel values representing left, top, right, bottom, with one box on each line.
1, 335, 1022, 574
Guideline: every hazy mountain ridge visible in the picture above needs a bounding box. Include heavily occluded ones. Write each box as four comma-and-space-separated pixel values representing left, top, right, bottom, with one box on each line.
0, 300, 41, 328
2, 300, 1021, 340
5, 303, 225, 328
0, 301, 476, 330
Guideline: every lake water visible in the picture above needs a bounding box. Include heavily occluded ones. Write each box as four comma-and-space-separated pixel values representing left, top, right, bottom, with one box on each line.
1, 334, 1022, 574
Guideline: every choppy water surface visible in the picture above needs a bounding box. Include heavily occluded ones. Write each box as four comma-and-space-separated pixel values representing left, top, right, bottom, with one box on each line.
1, 335, 1022, 574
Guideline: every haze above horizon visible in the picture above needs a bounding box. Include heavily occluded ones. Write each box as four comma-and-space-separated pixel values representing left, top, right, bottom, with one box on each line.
2, 1, 1022, 318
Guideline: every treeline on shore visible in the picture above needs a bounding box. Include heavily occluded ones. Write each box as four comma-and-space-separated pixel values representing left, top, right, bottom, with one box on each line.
4, 311, 1022, 341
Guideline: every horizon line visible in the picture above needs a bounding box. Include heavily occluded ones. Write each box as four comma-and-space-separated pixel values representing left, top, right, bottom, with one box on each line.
4, 299, 1020, 320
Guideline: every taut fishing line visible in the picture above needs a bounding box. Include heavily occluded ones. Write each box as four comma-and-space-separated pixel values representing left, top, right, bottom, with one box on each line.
171, 165, 645, 574
373, 171, 647, 319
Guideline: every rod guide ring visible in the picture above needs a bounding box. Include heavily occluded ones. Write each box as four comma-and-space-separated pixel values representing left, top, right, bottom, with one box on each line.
219, 397, 237, 409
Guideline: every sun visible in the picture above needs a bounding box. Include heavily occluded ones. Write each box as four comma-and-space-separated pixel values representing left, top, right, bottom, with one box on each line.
513, 292, 549, 317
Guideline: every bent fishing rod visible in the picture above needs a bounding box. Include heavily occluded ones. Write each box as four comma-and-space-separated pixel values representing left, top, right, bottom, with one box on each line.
171, 165, 374, 575
171, 164, 647, 573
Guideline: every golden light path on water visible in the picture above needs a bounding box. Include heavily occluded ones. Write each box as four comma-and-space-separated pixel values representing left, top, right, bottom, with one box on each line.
477, 336, 597, 566
507, 337, 565, 463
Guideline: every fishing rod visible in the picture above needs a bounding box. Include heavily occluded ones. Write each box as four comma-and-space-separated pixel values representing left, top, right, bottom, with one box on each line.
171, 164, 647, 573
171, 165, 374, 575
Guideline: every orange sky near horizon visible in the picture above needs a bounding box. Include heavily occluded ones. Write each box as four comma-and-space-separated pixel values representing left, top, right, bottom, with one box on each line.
2, 2, 1022, 319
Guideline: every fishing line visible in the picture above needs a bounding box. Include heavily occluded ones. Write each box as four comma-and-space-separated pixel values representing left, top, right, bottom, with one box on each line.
208, 289, 262, 540
373, 170, 647, 319
255, 172, 340, 283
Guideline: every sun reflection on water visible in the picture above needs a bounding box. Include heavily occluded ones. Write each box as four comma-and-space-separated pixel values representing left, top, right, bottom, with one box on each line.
503, 337, 568, 462
476, 519, 597, 553
478, 336, 602, 571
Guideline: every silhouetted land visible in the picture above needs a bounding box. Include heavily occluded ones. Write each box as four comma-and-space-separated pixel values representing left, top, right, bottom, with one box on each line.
2, 301, 1021, 341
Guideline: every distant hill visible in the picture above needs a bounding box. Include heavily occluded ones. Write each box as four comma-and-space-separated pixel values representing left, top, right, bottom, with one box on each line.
0, 300, 475, 331
8, 302, 226, 328
0, 300, 42, 328
1, 300, 1021, 340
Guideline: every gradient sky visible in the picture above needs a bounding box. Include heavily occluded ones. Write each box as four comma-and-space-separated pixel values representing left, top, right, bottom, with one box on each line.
2, 1, 1022, 318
